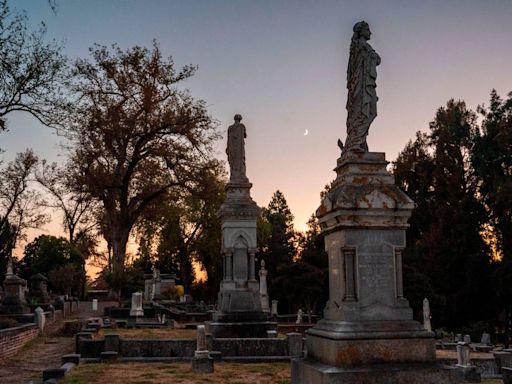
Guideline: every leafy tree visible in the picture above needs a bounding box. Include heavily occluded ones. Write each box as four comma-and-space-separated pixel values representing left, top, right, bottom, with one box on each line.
471, 90, 512, 343
136, 162, 225, 297
0, 0, 68, 132
65, 42, 218, 278
258, 190, 297, 313
19, 235, 85, 296
272, 214, 328, 314
393, 100, 496, 329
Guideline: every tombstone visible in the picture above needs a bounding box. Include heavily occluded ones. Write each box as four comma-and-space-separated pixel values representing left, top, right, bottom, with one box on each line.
423, 298, 432, 332
271, 300, 279, 317
29, 273, 50, 303
208, 115, 276, 338
0, 257, 30, 314
455, 333, 462, 342
463, 334, 471, 344
456, 342, 480, 382
457, 342, 471, 367
92, 299, 98, 311
144, 269, 176, 301
129, 292, 144, 317
192, 325, 214, 373
480, 332, 491, 346
296, 309, 303, 324
34, 306, 45, 332
259, 260, 270, 312
48, 304, 56, 321
291, 21, 460, 384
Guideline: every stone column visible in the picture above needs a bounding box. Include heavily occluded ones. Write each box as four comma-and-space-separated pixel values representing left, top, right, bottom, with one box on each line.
192, 325, 214, 373
259, 260, 270, 312
248, 249, 256, 280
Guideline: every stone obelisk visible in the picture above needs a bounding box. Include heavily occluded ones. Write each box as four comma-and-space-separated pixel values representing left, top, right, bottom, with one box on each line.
209, 115, 276, 338
292, 22, 460, 383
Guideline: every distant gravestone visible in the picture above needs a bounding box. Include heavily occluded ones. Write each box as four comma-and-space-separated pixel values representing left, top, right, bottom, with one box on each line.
192, 325, 214, 373
456, 342, 471, 367
296, 309, 303, 324
423, 298, 432, 332
129, 292, 144, 317
455, 334, 462, 342
463, 334, 471, 344
34, 307, 45, 332
271, 300, 278, 317
92, 299, 98, 311
480, 332, 491, 346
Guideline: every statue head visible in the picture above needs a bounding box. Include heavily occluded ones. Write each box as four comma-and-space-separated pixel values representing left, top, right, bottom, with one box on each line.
353, 21, 371, 40
234, 114, 242, 123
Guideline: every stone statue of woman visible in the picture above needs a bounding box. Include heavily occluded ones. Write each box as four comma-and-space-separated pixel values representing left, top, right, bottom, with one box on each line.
344, 21, 381, 153
226, 114, 248, 182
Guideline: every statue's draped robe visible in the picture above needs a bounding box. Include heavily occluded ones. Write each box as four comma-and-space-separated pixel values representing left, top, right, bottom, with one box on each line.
226, 122, 247, 182
345, 38, 380, 152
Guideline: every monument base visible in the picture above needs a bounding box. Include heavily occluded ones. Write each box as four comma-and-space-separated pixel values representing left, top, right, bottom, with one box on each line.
306, 320, 436, 366
292, 359, 460, 384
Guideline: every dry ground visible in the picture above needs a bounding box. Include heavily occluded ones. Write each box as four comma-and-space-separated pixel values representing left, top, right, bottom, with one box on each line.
100, 327, 196, 339
60, 362, 291, 384
58, 362, 504, 384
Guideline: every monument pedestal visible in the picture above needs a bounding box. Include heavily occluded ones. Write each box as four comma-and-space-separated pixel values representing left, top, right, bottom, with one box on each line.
1, 272, 30, 315
210, 179, 276, 338
292, 152, 458, 383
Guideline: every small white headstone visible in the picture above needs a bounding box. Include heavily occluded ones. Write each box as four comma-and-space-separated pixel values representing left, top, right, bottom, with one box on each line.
271, 300, 278, 316
480, 332, 491, 346
92, 299, 98, 311
296, 309, 303, 324
423, 298, 432, 332
34, 307, 45, 332
456, 342, 471, 367
129, 292, 144, 317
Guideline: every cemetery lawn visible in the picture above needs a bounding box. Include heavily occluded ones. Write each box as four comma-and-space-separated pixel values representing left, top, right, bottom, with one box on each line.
100, 328, 196, 339
60, 362, 291, 384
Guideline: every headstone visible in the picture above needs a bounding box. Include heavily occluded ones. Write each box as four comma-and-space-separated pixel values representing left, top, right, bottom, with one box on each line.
296, 309, 303, 324
457, 342, 471, 367
287, 333, 303, 358
192, 325, 214, 373
0, 257, 30, 314
292, 21, 461, 384
129, 292, 144, 317
455, 333, 462, 342
480, 332, 491, 346
34, 306, 45, 332
208, 115, 276, 338
92, 299, 98, 311
463, 334, 471, 344
423, 298, 432, 332
259, 260, 270, 312
267, 330, 278, 338
271, 300, 278, 317
29, 273, 50, 303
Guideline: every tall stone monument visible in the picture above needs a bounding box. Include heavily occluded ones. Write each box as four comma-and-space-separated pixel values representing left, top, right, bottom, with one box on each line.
0, 256, 29, 314
209, 115, 276, 338
292, 21, 459, 383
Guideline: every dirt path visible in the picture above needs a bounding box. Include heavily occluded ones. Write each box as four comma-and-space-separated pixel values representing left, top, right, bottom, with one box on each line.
0, 301, 116, 384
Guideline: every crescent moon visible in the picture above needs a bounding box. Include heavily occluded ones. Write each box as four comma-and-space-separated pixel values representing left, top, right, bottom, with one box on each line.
304, 129, 309, 136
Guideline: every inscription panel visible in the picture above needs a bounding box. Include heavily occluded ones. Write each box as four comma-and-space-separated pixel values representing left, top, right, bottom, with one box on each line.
358, 242, 394, 308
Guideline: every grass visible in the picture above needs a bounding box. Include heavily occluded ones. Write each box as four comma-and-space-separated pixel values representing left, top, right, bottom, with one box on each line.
60, 362, 291, 384
100, 327, 196, 339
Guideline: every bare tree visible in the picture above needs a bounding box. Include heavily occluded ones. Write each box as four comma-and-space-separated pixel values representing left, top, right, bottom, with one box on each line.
0, 150, 48, 250
0, 0, 69, 132
35, 160, 96, 244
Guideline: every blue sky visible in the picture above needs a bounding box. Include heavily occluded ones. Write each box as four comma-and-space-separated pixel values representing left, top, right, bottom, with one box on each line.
3, 0, 512, 235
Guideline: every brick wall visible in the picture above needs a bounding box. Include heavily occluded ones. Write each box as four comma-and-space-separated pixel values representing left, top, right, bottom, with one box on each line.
0, 324, 39, 360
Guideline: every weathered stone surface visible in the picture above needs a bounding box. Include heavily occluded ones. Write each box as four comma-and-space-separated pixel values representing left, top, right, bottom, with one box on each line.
192, 356, 214, 373
207, 320, 277, 339
100, 351, 118, 362
129, 292, 144, 317
292, 359, 460, 384
61, 354, 80, 365
104, 334, 120, 352
287, 333, 303, 358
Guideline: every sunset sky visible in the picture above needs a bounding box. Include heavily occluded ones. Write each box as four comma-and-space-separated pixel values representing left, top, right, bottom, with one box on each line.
3, 0, 512, 256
